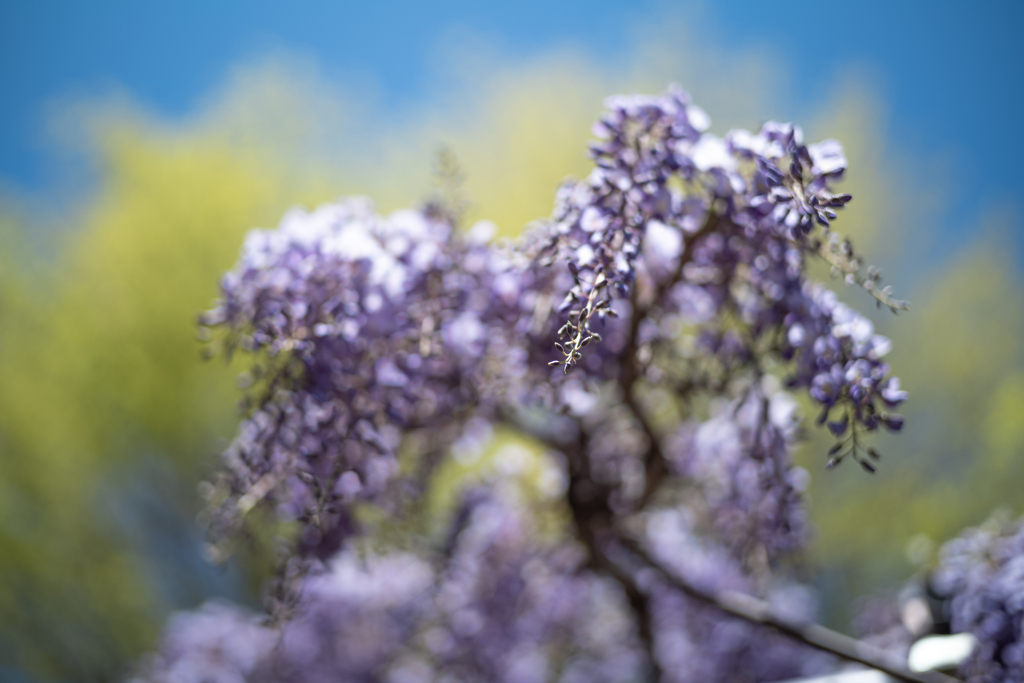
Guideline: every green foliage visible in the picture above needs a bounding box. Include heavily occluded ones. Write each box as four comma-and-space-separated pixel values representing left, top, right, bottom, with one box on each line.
0, 129, 335, 680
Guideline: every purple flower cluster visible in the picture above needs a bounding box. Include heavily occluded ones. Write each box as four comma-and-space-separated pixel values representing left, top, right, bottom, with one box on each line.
796, 284, 904, 405
159, 85, 917, 682
668, 383, 809, 559
201, 200, 496, 557
543, 87, 906, 456
138, 485, 836, 683
934, 512, 1024, 682
409, 491, 645, 683
137, 488, 647, 683
544, 87, 713, 372
130, 601, 278, 683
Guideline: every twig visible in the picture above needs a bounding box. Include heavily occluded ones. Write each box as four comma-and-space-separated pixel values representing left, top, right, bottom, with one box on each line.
615, 535, 958, 683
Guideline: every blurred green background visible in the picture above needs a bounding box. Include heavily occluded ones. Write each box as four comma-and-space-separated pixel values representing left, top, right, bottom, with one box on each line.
1, 3, 1023, 681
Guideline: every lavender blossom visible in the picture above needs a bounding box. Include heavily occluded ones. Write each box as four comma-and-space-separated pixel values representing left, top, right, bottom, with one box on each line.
933, 511, 1024, 682
138, 486, 839, 683
138, 488, 648, 683
201, 199, 491, 557
668, 381, 809, 559
540, 85, 906, 463
130, 601, 277, 683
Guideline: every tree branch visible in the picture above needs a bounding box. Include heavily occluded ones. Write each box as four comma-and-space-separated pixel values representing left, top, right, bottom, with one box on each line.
502, 405, 666, 681
614, 535, 958, 683
562, 426, 665, 683
506, 209, 935, 683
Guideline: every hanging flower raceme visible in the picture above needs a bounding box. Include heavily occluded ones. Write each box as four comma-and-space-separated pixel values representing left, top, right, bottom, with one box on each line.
200, 199, 494, 557
542, 86, 906, 469
669, 383, 809, 559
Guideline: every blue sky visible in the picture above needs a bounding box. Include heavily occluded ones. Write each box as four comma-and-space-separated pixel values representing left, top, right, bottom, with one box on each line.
2, 0, 1022, 245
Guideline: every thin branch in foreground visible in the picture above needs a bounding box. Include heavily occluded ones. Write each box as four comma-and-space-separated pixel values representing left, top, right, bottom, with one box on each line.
614, 535, 958, 683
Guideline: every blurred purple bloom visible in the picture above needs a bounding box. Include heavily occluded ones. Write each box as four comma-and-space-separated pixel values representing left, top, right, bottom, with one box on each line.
934, 512, 1024, 682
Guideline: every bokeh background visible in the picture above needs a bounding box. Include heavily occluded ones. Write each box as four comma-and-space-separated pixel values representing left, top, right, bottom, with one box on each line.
1, 1, 1023, 680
